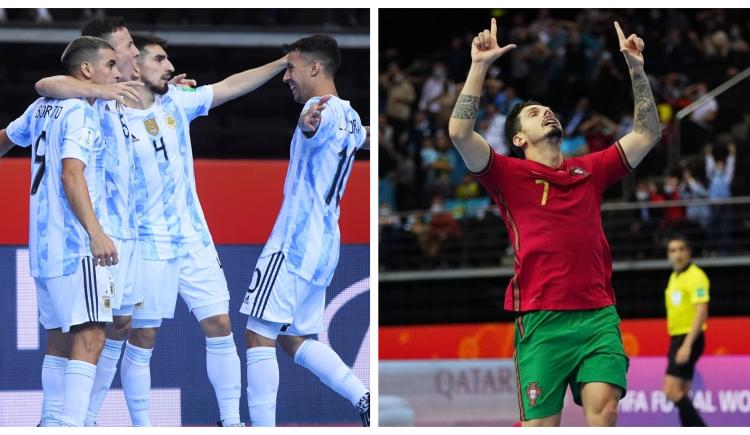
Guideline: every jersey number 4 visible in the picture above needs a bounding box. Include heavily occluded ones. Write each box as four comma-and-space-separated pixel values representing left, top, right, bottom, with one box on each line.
152, 137, 169, 160
30, 131, 47, 195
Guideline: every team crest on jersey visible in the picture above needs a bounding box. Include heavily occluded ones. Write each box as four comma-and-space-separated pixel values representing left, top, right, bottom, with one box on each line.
570, 167, 588, 176
165, 114, 177, 129
526, 382, 542, 406
144, 117, 160, 136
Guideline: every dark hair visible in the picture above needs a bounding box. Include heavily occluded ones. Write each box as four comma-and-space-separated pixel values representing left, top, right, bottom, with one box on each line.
504, 99, 542, 158
667, 234, 692, 250
282, 34, 341, 77
132, 34, 168, 53
81, 16, 128, 41
60, 36, 114, 75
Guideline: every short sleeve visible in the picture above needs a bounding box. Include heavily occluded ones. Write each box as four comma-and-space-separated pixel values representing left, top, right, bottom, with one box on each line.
167, 85, 213, 121
690, 270, 710, 304
60, 104, 99, 164
584, 142, 633, 193
5, 100, 39, 147
471, 149, 515, 198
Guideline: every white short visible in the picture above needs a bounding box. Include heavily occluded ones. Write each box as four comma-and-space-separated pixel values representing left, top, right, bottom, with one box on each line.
109, 237, 142, 315
132, 243, 230, 321
36, 256, 114, 333
240, 251, 326, 339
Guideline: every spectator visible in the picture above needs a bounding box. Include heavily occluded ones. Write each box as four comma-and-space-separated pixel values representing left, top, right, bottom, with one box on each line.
381, 63, 417, 138
705, 143, 736, 253
455, 174, 480, 200
418, 62, 454, 123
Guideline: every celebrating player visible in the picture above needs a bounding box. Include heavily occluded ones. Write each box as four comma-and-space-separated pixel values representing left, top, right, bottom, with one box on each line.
240, 34, 370, 427
0, 36, 120, 426
448, 19, 661, 426
663, 235, 709, 426
34, 17, 146, 426
117, 33, 287, 427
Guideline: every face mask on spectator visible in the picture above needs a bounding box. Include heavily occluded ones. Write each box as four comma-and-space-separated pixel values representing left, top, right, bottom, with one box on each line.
636, 191, 649, 201
664, 185, 675, 194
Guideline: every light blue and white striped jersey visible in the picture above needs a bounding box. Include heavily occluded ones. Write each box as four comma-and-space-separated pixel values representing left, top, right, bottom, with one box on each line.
97, 100, 137, 239
126, 84, 214, 260
261, 95, 365, 286
6, 97, 105, 279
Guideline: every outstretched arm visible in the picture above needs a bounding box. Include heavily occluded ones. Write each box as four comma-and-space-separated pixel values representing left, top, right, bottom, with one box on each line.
211, 56, 287, 108
35, 75, 143, 103
448, 18, 516, 172
614, 21, 662, 168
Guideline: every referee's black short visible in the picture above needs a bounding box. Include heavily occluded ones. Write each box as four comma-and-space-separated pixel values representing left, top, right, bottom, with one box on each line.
666, 332, 705, 380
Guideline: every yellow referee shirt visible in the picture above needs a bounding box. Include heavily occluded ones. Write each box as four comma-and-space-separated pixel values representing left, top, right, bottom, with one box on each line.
665, 263, 710, 336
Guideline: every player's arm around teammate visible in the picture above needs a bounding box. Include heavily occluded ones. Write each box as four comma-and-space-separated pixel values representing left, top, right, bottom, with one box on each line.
612, 21, 661, 168
209, 55, 288, 108
448, 18, 515, 172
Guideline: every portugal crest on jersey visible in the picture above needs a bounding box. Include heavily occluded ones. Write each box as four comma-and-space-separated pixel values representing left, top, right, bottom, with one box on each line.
144, 117, 159, 136
526, 382, 542, 406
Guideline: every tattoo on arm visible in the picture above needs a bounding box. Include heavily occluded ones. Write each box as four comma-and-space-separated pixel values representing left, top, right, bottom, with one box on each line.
631, 70, 660, 138
451, 94, 480, 119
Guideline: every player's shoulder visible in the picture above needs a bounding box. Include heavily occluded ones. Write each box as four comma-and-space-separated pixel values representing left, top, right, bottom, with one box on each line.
687, 263, 709, 281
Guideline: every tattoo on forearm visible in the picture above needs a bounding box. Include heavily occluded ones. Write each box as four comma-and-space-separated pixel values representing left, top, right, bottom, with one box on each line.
631, 70, 660, 138
452, 94, 480, 119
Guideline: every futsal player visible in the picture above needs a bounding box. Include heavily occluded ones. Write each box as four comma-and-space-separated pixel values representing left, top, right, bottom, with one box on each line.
663, 235, 709, 426
240, 34, 370, 427
116, 33, 287, 427
34, 16, 147, 426
0, 36, 120, 426
448, 19, 661, 426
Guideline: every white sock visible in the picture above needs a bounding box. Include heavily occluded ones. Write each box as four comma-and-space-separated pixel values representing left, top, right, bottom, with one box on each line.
59, 360, 97, 427
86, 338, 124, 426
246, 347, 278, 427
121, 342, 153, 426
294, 339, 368, 407
40, 355, 68, 426
206, 334, 241, 426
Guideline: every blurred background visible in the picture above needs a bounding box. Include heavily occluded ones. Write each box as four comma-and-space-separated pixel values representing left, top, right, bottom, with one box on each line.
378, 8, 750, 427
0, 8, 369, 426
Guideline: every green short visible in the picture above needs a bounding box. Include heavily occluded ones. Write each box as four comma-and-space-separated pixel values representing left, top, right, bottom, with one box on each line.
513, 305, 629, 421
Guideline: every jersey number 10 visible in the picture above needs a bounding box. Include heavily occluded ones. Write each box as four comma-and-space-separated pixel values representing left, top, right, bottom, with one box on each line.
325, 148, 356, 208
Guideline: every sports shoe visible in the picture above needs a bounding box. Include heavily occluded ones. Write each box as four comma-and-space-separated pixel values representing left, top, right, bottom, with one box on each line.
355, 392, 370, 427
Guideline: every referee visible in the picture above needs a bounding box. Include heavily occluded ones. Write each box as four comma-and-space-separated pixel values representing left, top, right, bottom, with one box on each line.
663, 234, 708, 426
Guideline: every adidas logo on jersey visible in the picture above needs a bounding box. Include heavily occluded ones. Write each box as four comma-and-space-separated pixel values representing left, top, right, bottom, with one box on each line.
131, 134, 139, 143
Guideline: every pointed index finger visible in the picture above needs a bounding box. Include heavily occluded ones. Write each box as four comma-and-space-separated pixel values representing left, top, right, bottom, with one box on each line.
491, 18, 497, 39
614, 21, 626, 43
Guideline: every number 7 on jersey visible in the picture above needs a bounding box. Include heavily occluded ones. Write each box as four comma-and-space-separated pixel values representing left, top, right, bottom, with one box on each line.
535, 179, 549, 206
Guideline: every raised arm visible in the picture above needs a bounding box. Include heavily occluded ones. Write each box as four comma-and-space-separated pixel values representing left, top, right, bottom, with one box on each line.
448, 18, 516, 172
614, 21, 662, 168
35, 75, 143, 103
210, 56, 287, 109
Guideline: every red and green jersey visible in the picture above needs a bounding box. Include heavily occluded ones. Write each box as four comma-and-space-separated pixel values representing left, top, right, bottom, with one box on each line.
474, 142, 632, 312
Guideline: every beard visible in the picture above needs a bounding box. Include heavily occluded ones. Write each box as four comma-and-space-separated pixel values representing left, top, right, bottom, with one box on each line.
145, 78, 169, 95
544, 125, 563, 141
